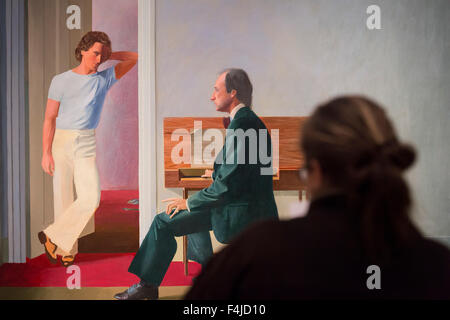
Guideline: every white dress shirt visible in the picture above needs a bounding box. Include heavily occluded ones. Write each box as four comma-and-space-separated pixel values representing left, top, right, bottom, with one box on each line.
229, 103, 246, 121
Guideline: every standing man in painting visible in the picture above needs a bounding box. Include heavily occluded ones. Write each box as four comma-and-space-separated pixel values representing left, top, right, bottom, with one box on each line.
39, 31, 138, 267
114, 68, 278, 300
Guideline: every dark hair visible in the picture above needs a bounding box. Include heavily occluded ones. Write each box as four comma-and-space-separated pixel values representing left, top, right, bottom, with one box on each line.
221, 68, 253, 108
301, 96, 417, 263
75, 31, 111, 62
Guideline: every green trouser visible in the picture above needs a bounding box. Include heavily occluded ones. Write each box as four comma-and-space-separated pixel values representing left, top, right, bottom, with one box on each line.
128, 208, 214, 286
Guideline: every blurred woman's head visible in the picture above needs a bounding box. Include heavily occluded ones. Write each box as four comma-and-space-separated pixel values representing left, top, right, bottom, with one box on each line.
301, 96, 417, 263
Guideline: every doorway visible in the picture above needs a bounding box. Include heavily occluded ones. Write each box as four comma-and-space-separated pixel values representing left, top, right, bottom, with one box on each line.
27, 0, 139, 257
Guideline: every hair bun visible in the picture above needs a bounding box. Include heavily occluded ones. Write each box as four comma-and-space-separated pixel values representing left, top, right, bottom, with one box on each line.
383, 142, 416, 171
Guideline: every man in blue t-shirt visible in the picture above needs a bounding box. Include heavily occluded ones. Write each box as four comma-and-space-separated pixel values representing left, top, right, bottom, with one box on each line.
38, 31, 138, 267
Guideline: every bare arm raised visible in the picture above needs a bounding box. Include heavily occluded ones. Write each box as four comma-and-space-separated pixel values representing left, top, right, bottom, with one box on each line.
108, 51, 138, 80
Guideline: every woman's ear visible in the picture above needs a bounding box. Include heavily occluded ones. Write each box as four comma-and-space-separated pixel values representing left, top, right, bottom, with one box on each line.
307, 158, 323, 194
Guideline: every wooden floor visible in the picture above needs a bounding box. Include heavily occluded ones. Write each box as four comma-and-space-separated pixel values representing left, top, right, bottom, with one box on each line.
0, 286, 190, 300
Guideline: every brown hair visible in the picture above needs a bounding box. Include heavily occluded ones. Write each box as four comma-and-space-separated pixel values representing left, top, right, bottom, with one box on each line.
221, 68, 253, 108
301, 96, 417, 263
75, 31, 111, 62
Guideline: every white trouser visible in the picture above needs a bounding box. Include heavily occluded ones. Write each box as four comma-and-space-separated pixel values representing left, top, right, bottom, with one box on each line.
44, 129, 100, 255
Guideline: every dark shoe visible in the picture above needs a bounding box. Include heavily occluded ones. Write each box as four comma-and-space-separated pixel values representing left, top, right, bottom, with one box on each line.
114, 282, 159, 300
60, 255, 75, 267
38, 231, 57, 264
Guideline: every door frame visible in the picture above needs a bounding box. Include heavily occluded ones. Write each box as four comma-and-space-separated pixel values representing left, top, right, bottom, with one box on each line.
138, 0, 158, 244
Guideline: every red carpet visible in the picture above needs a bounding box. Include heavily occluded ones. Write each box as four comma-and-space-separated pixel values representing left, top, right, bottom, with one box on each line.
0, 190, 202, 287
0, 253, 201, 287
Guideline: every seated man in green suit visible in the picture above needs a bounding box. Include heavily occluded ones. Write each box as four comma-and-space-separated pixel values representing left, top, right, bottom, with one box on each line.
114, 68, 278, 300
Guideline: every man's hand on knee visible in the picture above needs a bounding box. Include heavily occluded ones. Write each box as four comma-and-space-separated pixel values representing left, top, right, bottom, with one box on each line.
161, 198, 187, 219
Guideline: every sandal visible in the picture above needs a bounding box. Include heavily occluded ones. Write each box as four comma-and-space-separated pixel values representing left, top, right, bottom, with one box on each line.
38, 231, 57, 264
61, 255, 75, 267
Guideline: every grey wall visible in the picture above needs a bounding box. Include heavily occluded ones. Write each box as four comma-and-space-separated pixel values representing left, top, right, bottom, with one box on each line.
1, 0, 8, 264
1, 0, 28, 263
154, 0, 450, 248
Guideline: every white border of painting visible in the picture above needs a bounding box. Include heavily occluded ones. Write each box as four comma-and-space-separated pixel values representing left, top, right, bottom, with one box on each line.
138, 0, 157, 244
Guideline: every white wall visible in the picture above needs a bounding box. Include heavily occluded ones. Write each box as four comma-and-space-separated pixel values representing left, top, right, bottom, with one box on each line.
152, 0, 450, 256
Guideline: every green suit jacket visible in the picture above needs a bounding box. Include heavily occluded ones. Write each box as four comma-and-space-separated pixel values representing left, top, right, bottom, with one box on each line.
187, 106, 278, 243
